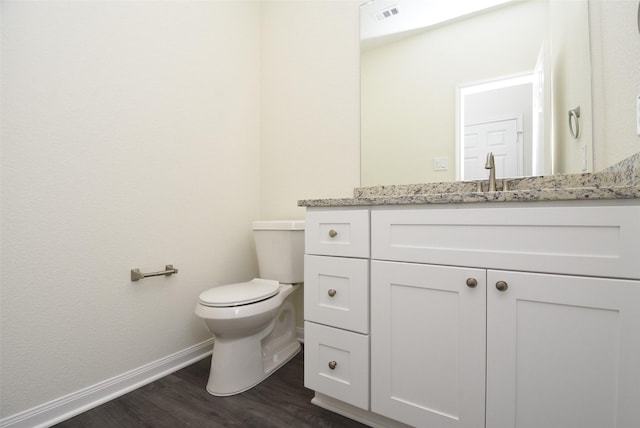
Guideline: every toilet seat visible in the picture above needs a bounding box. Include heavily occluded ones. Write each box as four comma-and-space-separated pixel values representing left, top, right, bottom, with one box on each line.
199, 278, 280, 308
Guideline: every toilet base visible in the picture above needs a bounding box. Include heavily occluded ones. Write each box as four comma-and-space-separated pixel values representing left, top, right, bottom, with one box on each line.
206, 340, 301, 396
205, 296, 300, 396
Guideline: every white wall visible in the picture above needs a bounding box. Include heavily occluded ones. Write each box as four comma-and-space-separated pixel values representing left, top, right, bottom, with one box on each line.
1, 0, 262, 418
0, 0, 361, 421
260, 0, 360, 220
550, 0, 593, 174
590, 0, 640, 170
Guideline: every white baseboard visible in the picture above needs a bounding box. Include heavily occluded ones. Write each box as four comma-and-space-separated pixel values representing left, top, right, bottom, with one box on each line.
0, 338, 215, 428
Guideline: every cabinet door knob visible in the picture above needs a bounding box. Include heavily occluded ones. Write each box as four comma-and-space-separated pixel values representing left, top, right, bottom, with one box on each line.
328, 288, 337, 297
496, 281, 509, 292
466, 278, 478, 288
328, 361, 337, 370
328, 229, 338, 238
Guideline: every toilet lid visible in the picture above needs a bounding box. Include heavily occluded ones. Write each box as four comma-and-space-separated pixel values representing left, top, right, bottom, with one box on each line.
198, 278, 280, 307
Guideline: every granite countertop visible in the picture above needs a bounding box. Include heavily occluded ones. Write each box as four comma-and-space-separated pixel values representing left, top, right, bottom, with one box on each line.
298, 152, 640, 207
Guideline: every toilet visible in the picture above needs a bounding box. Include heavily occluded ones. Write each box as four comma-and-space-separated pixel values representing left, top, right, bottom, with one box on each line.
194, 220, 304, 396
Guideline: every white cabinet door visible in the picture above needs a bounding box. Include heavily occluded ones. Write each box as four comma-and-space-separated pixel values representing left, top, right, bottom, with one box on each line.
371, 261, 486, 428
487, 270, 640, 428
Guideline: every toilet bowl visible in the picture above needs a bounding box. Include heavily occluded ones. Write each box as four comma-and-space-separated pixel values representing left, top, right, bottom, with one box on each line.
194, 220, 304, 396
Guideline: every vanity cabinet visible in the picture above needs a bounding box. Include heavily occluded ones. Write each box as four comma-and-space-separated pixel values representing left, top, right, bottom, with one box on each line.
371, 203, 640, 428
304, 202, 640, 428
303, 208, 370, 410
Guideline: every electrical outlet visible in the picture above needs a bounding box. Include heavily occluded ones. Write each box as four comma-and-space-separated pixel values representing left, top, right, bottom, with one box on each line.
580, 144, 587, 171
433, 157, 448, 171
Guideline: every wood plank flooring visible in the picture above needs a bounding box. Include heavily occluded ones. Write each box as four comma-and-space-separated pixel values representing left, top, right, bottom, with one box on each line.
54, 347, 368, 428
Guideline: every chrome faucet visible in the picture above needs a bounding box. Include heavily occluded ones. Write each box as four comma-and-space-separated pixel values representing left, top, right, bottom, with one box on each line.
485, 152, 496, 192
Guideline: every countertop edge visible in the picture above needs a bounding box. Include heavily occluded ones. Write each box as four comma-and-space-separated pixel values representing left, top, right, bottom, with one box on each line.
297, 185, 640, 207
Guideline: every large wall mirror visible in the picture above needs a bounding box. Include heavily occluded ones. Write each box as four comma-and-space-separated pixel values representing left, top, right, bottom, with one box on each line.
360, 0, 594, 186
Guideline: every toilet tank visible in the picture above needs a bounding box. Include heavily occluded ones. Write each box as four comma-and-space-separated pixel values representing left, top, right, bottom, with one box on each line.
252, 220, 305, 284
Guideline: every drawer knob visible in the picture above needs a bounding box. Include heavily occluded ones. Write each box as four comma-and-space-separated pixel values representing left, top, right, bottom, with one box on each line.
328, 361, 337, 370
496, 281, 509, 292
328, 229, 338, 238
327, 288, 337, 297
466, 278, 478, 288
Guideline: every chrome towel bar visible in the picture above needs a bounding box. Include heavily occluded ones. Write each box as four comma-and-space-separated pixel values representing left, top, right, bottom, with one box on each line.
131, 265, 178, 281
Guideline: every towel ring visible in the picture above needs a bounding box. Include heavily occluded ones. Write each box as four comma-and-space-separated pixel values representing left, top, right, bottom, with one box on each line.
568, 106, 581, 139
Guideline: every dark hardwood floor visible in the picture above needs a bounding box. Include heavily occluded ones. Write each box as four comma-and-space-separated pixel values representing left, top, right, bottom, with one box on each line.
55, 347, 368, 428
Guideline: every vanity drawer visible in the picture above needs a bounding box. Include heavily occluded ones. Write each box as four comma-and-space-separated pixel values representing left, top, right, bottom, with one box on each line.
371, 204, 640, 279
305, 209, 370, 258
304, 321, 369, 410
304, 255, 369, 334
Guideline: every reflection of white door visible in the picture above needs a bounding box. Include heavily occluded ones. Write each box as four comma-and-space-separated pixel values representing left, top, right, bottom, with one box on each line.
463, 118, 521, 180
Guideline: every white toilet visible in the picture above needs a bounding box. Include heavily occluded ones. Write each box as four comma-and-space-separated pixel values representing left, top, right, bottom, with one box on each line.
194, 220, 304, 396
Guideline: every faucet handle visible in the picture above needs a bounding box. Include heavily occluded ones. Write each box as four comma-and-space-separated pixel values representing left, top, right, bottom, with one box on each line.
485, 152, 495, 169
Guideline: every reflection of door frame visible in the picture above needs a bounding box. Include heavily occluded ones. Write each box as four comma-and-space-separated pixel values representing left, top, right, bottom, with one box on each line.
463, 113, 524, 180
455, 73, 535, 181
